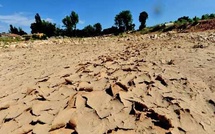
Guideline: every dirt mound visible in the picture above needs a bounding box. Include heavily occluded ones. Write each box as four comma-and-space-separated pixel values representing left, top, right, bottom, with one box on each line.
189, 19, 215, 32
0, 31, 215, 134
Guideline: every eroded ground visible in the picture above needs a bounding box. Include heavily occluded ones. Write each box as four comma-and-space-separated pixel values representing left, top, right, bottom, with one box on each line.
0, 31, 215, 134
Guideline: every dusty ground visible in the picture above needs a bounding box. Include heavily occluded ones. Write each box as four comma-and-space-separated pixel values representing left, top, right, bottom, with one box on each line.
0, 31, 215, 134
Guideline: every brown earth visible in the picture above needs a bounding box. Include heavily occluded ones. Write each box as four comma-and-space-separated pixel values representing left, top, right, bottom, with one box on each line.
0, 30, 215, 134
189, 19, 215, 32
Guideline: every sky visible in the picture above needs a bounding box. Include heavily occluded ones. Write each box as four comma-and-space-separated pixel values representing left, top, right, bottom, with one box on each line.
0, 0, 215, 33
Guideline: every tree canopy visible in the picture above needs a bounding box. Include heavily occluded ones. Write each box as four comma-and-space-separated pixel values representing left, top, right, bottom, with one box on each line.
93, 23, 102, 35
71, 11, 79, 30
79, 23, 103, 37
139, 11, 148, 30
62, 11, 79, 36
82, 25, 95, 37
30, 13, 43, 34
30, 13, 56, 37
9, 25, 27, 35
114, 10, 134, 32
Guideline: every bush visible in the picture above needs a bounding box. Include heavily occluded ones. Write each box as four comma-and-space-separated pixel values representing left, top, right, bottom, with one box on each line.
209, 13, 215, 19
201, 14, 210, 20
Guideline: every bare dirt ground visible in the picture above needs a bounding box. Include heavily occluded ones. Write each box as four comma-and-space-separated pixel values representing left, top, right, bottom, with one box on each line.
190, 19, 215, 32
0, 30, 215, 134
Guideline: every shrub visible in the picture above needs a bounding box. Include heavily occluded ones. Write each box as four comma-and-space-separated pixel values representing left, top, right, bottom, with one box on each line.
201, 14, 210, 20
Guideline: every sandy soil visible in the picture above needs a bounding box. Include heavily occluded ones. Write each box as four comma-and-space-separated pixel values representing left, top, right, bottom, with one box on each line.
0, 31, 215, 134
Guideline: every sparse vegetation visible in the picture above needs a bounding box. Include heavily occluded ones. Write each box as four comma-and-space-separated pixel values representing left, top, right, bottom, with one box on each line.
0, 36, 22, 43
144, 13, 215, 34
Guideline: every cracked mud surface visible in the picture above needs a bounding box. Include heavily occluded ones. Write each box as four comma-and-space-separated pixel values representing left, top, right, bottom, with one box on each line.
0, 31, 215, 134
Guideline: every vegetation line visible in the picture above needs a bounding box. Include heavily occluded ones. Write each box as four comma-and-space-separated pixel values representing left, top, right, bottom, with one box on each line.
4, 11, 215, 39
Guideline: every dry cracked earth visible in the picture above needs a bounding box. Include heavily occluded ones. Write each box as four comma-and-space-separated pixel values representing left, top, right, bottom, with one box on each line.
0, 31, 215, 134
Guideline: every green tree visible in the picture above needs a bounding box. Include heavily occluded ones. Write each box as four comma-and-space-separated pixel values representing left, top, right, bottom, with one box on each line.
209, 13, 215, 19
62, 16, 72, 34
30, 13, 42, 33
177, 16, 192, 23
139, 11, 148, 30
102, 26, 118, 35
41, 20, 56, 37
191, 16, 200, 26
35, 13, 42, 24
82, 25, 95, 37
9, 25, 27, 35
30, 13, 56, 37
71, 11, 79, 30
18, 27, 27, 35
93, 23, 102, 35
114, 10, 134, 32
9, 25, 18, 34
193, 16, 200, 22
55, 26, 64, 36
62, 11, 79, 36
201, 14, 210, 20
